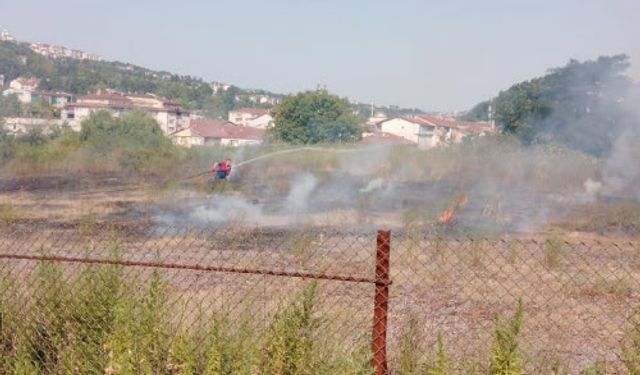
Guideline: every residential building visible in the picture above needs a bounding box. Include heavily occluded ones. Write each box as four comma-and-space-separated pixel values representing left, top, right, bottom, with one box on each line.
247, 94, 281, 105
228, 107, 273, 128
0, 30, 16, 42
38, 91, 73, 108
172, 119, 265, 148
29, 42, 102, 61
61, 90, 189, 133
361, 132, 414, 145
210, 81, 231, 93
379, 114, 495, 148
2, 77, 41, 103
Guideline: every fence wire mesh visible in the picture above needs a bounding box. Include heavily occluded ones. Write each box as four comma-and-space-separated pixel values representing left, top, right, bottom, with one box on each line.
390, 233, 640, 374
0, 223, 639, 374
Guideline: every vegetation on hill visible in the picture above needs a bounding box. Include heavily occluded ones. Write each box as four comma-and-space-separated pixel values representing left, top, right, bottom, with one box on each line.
463, 54, 638, 156
1, 41, 427, 121
270, 90, 362, 144
0, 41, 284, 117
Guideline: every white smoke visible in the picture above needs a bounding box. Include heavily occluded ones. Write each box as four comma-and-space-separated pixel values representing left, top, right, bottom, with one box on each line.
156, 195, 264, 227
284, 172, 318, 213
360, 178, 385, 193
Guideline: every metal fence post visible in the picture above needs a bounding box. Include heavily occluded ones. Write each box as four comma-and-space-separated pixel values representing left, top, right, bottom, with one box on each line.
372, 229, 391, 375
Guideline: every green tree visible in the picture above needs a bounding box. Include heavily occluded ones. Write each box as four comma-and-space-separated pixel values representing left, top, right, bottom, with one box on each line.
271, 90, 362, 144
471, 54, 635, 156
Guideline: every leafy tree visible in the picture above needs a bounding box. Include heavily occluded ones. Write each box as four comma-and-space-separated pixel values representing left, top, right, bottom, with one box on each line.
79, 110, 174, 171
476, 54, 636, 156
271, 90, 362, 144
461, 100, 491, 122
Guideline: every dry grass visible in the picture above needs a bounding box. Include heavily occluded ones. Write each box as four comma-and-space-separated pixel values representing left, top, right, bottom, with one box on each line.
1, 218, 639, 373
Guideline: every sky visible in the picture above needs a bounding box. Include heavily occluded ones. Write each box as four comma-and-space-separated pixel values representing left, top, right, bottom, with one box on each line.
1, 0, 639, 111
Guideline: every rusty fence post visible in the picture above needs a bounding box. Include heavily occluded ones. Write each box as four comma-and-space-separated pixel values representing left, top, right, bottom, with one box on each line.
371, 229, 391, 375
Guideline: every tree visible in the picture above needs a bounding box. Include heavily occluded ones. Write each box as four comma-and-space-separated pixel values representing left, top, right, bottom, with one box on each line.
79, 109, 174, 172
270, 90, 362, 144
472, 54, 635, 156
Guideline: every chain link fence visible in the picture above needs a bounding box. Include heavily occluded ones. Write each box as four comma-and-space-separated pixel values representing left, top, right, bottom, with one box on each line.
0, 223, 639, 374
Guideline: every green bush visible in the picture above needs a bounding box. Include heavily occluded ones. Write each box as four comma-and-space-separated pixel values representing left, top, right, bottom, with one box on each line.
488, 299, 524, 375
623, 307, 640, 374
0, 258, 372, 374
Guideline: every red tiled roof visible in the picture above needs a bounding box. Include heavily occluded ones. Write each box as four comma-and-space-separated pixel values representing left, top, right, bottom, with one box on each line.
230, 107, 270, 116
38, 90, 73, 97
361, 132, 414, 145
188, 119, 266, 140
394, 115, 494, 133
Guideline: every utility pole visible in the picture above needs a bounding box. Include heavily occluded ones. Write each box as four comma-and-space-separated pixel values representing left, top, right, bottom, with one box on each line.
488, 102, 495, 130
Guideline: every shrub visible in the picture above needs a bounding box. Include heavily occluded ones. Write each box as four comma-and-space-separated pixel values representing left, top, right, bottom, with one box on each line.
623, 307, 640, 374
259, 280, 320, 374
488, 299, 524, 375
397, 314, 449, 375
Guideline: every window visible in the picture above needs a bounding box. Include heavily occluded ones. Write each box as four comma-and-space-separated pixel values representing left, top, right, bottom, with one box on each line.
67, 112, 75, 119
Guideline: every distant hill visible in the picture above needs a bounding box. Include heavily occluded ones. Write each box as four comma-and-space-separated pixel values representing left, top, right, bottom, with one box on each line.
0, 40, 423, 119
0, 40, 285, 118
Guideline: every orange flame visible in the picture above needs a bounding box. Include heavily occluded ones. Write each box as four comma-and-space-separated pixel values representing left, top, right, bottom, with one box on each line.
437, 194, 468, 224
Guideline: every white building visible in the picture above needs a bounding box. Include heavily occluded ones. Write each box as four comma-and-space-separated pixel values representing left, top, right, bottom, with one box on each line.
379, 115, 495, 149
228, 107, 273, 128
172, 119, 265, 148
0, 30, 16, 42
2, 77, 41, 103
29, 42, 101, 61
61, 90, 189, 133
210, 81, 231, 93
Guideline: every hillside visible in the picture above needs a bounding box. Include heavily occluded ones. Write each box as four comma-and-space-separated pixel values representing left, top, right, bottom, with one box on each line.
462, 54, 639, 156
0, 40, 423, 120
0, 40, 286, 118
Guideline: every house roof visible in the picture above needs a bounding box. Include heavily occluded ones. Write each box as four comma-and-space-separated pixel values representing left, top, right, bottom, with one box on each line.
188, 119, 266, 140
67, 91, 188, 114
13, 77, 41, 87
361, 132, 415, 145
78, 92, 132, 104
38, 90, 73, 97
229, 107, 270, 116
388, 115, 495, 134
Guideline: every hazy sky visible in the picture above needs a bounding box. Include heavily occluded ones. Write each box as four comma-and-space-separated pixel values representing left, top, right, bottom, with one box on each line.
2, 0, 639, 111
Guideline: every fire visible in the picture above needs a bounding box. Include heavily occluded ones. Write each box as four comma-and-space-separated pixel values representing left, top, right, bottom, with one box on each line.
437, 194, 468, 224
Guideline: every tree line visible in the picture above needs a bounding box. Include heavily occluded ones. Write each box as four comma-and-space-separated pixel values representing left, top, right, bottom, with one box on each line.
464, 54, 638, 156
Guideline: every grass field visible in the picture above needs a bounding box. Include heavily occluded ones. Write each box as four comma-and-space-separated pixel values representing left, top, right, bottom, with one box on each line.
1, 140, 640, 374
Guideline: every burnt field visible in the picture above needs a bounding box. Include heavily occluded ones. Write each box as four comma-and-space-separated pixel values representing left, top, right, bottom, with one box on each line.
1, 210, 640, 373
1, 142, 640, 373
